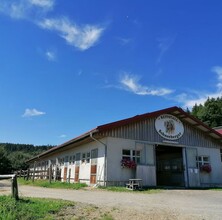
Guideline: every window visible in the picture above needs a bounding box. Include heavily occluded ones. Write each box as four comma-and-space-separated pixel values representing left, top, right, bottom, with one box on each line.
91, 149, 98, 165
86, 152, 90, 163
196, 156, 210, 168
122, 149, 141, 163
72, 155, 76, 164
69, 156, 72, 164
82, 153, 86, 163
65, 156, 68, 163
122, 149, 131, 160
220, 149, 222, 162
76, 153, 81, 166
133, 150, 140, 163
91, 149, 98, 159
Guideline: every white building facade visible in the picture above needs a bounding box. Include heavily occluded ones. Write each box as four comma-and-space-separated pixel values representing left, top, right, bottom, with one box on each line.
28, 107, 222, 188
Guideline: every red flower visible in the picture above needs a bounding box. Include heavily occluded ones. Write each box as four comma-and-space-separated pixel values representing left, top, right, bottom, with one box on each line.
200, 164, 212, 173
121, 159, 136, 169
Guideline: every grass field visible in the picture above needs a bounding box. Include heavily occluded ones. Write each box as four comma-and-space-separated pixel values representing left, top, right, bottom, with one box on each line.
18, 178, 87, 190
0, 195, 115, 220
0, 195, 73, 220
18, 178, 163, 194
98, 186, 162, 193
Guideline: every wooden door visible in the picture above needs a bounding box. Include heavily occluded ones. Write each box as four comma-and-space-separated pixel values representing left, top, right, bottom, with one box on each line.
63, 167, 67, 182
75, 166, 79, 182
90, 149, 98, 184
90, 165, 97, 184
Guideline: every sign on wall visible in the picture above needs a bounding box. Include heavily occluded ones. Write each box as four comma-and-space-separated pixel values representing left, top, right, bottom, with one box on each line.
155, 114, 184, 140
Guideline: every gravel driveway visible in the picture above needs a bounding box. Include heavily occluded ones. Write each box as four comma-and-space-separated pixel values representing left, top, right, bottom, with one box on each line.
1, 180, 222, 220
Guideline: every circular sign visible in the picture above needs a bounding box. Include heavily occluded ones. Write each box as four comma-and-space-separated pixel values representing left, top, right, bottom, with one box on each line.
155, 114, 184, 140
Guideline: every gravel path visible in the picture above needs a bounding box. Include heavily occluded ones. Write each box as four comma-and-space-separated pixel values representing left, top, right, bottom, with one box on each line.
1, 180, 222, 219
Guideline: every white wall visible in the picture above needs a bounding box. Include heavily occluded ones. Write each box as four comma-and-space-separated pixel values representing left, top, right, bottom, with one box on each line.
33, 140, 106, 185
32, 136, 222, 187
197, 147, 222, 185
106, 137, 140, 182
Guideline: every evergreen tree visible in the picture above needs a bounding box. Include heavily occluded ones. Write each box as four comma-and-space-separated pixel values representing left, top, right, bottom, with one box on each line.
191, 97, 222, 127
0, 147, 12, 174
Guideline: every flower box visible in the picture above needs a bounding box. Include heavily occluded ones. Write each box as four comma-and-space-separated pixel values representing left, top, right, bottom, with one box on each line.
200, 164, 212, 173
121, 159, 136, 169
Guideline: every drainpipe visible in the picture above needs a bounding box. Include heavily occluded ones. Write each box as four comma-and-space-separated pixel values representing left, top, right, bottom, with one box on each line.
90, 132, 107, 186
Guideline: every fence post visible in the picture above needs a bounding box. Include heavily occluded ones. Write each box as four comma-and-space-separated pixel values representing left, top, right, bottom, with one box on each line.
68, 168, 71, 183
32, 162, 36, 182
26, 169, 30, 181
11, 175, 19, 200
49, 164, 52, 184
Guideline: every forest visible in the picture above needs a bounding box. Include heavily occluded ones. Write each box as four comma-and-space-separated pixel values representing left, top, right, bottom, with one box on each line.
1, 97, 222, 174
0, 143, 53, 174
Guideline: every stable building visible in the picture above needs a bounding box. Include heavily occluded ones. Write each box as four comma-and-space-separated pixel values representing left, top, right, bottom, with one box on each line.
27, 106, 222, 188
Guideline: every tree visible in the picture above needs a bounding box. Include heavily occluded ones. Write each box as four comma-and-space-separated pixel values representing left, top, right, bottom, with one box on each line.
0, 143, 54, 173
0, 147, 12, 174
191, 97, 222, 128
8, 152, 30, 171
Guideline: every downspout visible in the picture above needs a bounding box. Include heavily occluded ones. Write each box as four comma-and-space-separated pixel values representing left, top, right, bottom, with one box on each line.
90, 132, 107, 186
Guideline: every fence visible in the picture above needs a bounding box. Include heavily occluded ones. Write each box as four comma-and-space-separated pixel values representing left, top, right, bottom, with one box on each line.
0, 174, 19, 200
15, 165, 62, 183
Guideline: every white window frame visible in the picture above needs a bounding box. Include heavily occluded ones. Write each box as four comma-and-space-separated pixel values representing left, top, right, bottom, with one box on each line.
196, 155, 210, 168
81, 153, 86, 163
122, 149, 141, 163
86, 152, 90, 163
69, 156, 72, 164
76, 153, 81, 166
91, 148, 98, 165
72, 155, 76, 164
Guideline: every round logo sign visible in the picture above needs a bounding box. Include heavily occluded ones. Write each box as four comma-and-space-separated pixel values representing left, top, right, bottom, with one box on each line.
155, 114, 184, 140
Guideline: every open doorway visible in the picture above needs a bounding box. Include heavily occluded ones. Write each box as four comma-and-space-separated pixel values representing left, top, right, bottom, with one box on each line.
156, 145, 184, 187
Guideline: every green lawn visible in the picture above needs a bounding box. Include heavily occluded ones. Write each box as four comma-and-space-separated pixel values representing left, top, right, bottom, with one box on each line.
0, 195, 73, 220
18, 178, 161, 193
18, 178, 87, 190
0, 195, 115, 220
98, 186, 162, 193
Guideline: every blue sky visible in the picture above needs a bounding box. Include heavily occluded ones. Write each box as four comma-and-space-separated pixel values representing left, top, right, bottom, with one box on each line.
1, 0, 222, 145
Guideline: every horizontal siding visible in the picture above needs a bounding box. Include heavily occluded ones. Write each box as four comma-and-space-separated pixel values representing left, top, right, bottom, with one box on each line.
100, 118, 222, 149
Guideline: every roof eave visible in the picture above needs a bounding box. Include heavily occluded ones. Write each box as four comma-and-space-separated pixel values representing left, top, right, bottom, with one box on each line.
27, 128, 99, 163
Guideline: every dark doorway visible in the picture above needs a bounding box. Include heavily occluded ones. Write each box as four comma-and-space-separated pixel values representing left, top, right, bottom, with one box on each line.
156, 145, 184, 187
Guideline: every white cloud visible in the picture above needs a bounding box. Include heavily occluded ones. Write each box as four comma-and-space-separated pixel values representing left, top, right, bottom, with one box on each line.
156, 35, 176, 64
45, 50, 56, 61
212, 66, 222, 90
117, 37, 132, 46
22, 108, 46, 117
0, 0, 54, 19
59, 134, 67, 138
0, 1, 25, 19
29, 0, 54, 9
120, 73, 173, 96
0, 1, 105, 51
176, 66, 222, 109
38, 18, 104, 50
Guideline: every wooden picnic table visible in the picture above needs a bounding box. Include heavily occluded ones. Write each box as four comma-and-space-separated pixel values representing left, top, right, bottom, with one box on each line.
126, 178, 143, 190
